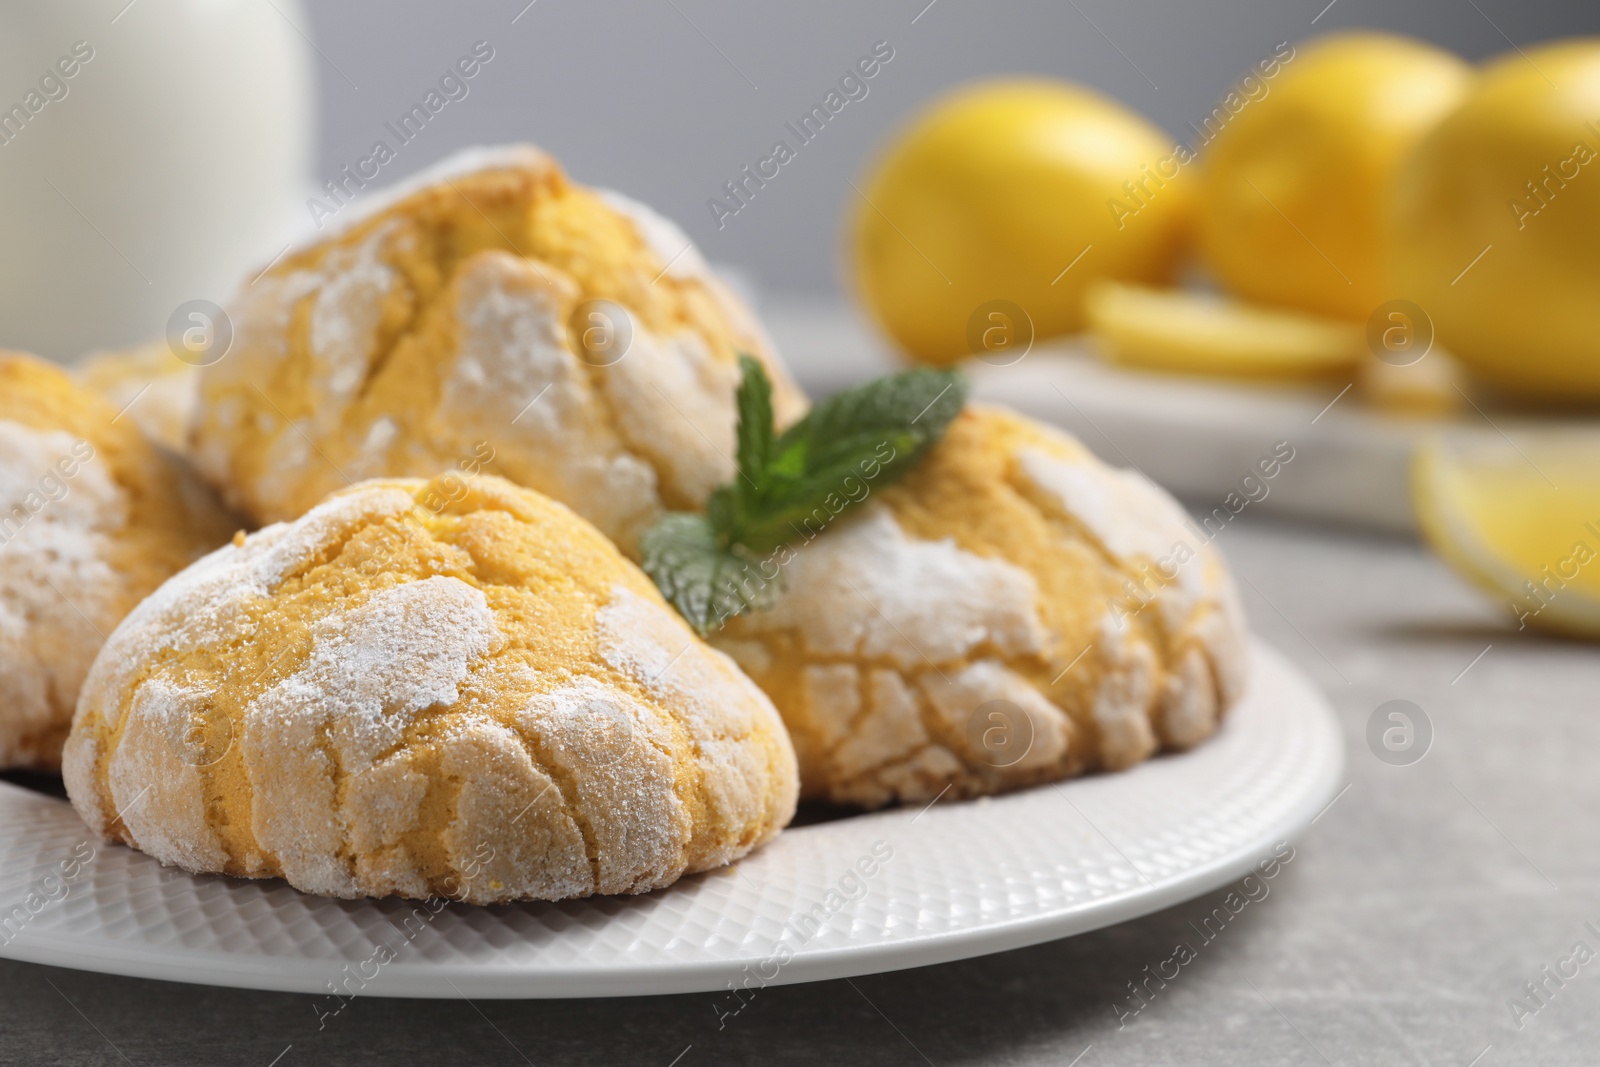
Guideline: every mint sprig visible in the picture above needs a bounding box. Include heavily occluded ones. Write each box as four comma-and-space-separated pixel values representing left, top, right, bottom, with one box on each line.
641, 356, 966, 634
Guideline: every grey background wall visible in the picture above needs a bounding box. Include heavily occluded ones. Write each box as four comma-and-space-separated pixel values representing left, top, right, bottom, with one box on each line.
300, 0, 1599, 298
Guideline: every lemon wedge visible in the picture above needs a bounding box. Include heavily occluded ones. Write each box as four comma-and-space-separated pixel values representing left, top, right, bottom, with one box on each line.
1413, 437, 1600, 638
1085, 282, 1363, 380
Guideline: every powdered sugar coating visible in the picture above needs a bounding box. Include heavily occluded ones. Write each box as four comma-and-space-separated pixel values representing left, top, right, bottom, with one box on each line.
195, 144, 806, 554
243, 576, 497, 896
596, 186, 791, 389
1018, 447, 1206, 595
595, 189, 711, 284
277, 144, 553, 260
713, 405, 1248, 808
513, 675, 682, 896
0, 354, 234, 771
0, 423, 125, 767
64, 476, 798, 904
435, 252, 661, 547
598, 586, 796, 869
74, 343, 199, 452
731, 504, 1047, 668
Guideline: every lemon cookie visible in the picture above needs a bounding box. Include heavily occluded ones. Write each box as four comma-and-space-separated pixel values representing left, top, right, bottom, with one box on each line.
63, 474, 798, 903
192, 144, 805, 554
712, 405, 1248, 808
76, 341, 200, 453
0, 352, 234, 770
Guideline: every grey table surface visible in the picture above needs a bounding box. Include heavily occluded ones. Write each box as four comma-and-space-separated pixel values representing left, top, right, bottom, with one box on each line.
2, 512, 1597, 1066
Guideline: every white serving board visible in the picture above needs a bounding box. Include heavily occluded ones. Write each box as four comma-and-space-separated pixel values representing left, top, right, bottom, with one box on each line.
763, 299, 1598, 536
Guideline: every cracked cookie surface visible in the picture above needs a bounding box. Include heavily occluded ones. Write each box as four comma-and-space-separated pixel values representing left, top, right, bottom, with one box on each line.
75, 342, 199, 453
712, 405, 1248, 808
0, 352, 233, 771
192, 144, 805, 556
63, 474, 798, 904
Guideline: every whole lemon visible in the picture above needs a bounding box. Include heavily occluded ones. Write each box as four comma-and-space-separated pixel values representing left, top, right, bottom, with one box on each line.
1390, 40, 1600, 402
852, 80, 1192, 366
1197, 33, 1471, 319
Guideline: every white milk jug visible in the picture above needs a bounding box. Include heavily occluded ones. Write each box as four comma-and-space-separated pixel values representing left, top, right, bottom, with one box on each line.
0, 0, 313, 360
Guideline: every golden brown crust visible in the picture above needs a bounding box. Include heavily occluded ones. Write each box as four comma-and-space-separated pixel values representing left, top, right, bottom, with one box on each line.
713, 405, 1247, 808
62, 474, 798, 904
75, 342, 199, 453
193, 144, 805, 555
0, 351, 234, 770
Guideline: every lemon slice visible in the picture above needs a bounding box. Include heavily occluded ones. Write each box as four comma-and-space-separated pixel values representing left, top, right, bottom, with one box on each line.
1085, 282, 1363, 381
1413, 436, 1600, 637
1357, 349, 1465, 416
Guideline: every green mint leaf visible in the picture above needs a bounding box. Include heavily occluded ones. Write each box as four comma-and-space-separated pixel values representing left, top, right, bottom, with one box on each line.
733, 354, 774, 495
734, 367, 967, 553
638, 359, 966, 634
639, 512, 783, 635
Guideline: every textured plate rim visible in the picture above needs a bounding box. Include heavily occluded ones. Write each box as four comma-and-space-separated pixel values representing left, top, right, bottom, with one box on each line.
0, 641, 1343, 998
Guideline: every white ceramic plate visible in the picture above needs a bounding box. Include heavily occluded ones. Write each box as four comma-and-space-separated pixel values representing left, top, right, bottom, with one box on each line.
0, 641, 1341, 999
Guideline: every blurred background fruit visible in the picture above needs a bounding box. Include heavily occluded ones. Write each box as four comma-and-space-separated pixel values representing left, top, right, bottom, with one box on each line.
851, 79, 1192, 366
1390, 39, 1600, 402
1413, 435, 1600, 638
1085, 281, 1362, 380
1197, 33, 1472, 320
1357, 346, 1464, 416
